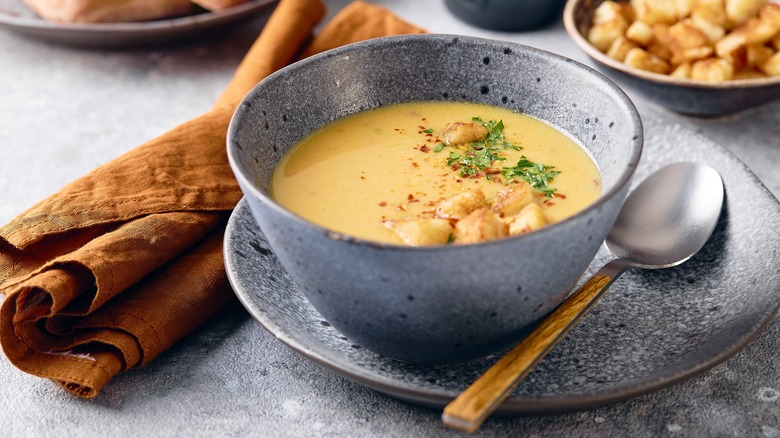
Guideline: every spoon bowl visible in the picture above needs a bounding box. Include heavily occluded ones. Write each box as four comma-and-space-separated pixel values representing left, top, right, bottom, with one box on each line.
607, 162, 724, 268
443, 161, 725, 433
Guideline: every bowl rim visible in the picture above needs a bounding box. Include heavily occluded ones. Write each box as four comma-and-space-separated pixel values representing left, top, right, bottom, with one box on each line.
227, 33, 643, 251
563, 0, 780, 90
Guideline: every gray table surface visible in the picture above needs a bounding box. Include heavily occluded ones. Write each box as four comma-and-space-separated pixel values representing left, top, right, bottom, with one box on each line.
1, 1, 778, 436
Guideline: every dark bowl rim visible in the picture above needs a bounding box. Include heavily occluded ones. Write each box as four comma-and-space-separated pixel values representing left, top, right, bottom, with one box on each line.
563, 0, 780, 90
227, 33, 643, 251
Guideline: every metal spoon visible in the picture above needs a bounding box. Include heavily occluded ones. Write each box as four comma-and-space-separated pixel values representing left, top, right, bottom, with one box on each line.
442, 161, 725, 433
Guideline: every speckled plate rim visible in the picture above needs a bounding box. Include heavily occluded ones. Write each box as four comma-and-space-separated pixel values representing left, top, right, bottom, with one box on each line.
225, 116, 780, 414
0, 0, 276, 46
562, 0, 780, 90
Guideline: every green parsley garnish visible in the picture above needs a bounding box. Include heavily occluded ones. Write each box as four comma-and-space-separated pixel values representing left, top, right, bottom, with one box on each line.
447, 151, 461, 166
433, 117, 561, 196
470, 117, 520, 152
502, 156, 561, 197
422, 128, 433, 134
455, 146, 506, 177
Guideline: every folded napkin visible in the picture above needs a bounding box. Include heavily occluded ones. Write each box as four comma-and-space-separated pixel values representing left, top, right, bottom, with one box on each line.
0, 0, 424, 399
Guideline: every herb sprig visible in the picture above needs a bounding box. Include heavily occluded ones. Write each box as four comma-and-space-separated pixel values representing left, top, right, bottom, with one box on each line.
429, 116, 561, 197
502, 156, 561, 197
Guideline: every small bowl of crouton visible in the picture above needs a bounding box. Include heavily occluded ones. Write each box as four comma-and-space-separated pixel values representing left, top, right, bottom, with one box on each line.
228, 34, 642, 364
564, 0, 780, 116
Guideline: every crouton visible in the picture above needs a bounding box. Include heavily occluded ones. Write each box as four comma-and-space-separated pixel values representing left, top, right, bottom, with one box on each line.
589, 20, 630, 52
491, 182, 535, 217
690, 14, 727, 43
735, 16, 780, 45
760, 3, 780, 28
725, 0, 767, 28
715, 32, 749, 68
691, 57, 735, 81
625, 20, 654, 45
761, 51, 780, 75
442, 122, 488, 146
648, 24, 675, 60
631, 0, 680, 25
693, 0, 729, 28
747, 43, 775, 67
435, 190, 486, 219
508, 203, 549, 236
668, 19, 712, 63
593, 1, 629, 25
671, 61, 694, 78
608, 36, 638, 61
624, 47, 672, 73
454, 208, 507, 244
383, 218, 453, 246
675, 0, 697, 19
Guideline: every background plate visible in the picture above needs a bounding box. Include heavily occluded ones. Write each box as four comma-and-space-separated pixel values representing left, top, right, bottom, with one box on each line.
0, 0, 276, 48
224, 113, 780, 414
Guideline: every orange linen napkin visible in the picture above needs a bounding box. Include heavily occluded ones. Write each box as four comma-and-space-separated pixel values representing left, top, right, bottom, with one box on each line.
0, 0, 424, 399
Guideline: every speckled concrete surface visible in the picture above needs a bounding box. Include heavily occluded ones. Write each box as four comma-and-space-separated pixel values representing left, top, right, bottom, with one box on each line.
1, 1, 779, 436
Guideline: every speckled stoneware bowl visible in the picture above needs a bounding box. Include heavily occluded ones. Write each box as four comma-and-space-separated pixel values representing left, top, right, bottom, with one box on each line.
564, 0, 780, 116
444, 0, 568, 31
227, 34, 642, 364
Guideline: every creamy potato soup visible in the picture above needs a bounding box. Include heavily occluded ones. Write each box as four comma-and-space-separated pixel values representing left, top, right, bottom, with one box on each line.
271, 101, 601, 246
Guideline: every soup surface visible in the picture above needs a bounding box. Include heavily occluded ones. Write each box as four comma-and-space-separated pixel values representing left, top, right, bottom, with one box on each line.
271, 101, 601, 245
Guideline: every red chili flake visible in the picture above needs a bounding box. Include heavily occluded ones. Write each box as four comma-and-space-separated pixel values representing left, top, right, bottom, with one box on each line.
492, 176, 502, 183
553, 192, 567, 199
425, 133, 433, 137
456, 179, 463, 183
544, 200, 556, 206
485, 168, 500, 174
360, 176, 366, 180
418, 125, 426, 130
396, 204, 408, 212
379, 201, 387, 207
420, 145, 430, 152
412, 162, 419, 168
452, 163, 461, 171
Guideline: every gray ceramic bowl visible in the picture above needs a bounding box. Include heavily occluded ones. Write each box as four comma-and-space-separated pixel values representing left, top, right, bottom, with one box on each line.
227, 34, 642, 364
564, 0, 780, 116
444, 0, 568, 31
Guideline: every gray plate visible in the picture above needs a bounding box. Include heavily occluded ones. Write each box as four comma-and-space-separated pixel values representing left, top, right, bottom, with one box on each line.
224, 113, 780, 414
0, 0, 276, 48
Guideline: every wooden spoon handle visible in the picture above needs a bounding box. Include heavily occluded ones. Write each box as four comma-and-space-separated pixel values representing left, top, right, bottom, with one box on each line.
442, 259, 628, 433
